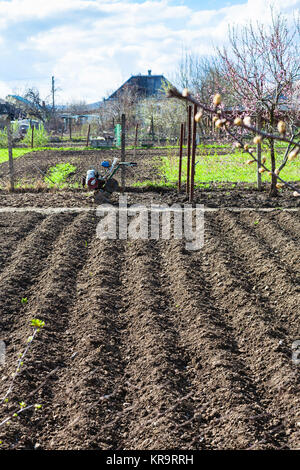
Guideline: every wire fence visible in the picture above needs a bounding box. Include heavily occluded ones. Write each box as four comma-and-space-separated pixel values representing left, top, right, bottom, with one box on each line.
0, 114, 299, 194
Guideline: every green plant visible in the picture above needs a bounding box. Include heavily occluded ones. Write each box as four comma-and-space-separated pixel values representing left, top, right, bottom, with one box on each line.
0, 128, 7, 148
45, 162, 77, 187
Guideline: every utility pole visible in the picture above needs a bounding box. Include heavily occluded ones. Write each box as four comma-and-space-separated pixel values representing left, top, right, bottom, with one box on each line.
52, 75, 56, 132
52, 76, 55, 113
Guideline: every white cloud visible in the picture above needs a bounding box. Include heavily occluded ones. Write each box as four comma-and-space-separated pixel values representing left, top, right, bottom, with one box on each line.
0, 0, 299, 103
0, 0, 100, 27
0, 81, 11, 97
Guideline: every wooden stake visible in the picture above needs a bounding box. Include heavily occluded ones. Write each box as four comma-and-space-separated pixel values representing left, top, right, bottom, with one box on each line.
69, 119, 72, 140
178, 123, 184, 193
189, 104, 197, 203
86, 124, 91, 147
6, 119, 14, 191
31, 125, 34, 149
151, 115, 154, 142
134, 123, 139, 147
186, 105, 192, 194
134, 123, 139, 160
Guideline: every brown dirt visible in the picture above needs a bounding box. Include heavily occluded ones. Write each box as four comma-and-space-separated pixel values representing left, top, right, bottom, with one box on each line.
0, 148, 161, 186
0, 210, 299, 450
0, 186, 299, 209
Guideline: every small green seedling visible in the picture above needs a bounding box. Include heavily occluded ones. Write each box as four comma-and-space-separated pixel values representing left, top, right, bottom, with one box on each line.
30, 319, 45, 329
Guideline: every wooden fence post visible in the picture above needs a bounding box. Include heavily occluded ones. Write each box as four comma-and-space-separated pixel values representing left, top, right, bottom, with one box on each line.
189, 104, 197, 203
121, 113, 126, 192
31, 125, 34, 149
6, 119, 14, 191
178, 123, 184, 193
134, 123, 139, 160
151, 115, 154, 142
186, 105, 192, 194
69, 119, 72, 140
86, 124, 91, 147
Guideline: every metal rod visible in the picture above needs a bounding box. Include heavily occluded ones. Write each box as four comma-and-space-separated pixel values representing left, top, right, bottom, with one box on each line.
121, 114, 126, 192
189, 104, 197, 203
186, 105, 192, 194
256, 114, 262, 191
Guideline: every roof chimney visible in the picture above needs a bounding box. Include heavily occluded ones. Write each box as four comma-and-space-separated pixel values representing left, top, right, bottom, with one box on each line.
148, 69, 151, 76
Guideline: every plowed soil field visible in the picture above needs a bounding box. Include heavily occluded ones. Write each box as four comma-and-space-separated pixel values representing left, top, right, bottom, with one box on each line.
0, 209, 299, 450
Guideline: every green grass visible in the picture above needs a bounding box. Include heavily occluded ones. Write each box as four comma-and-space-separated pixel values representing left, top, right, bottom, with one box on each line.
0, 148, 34, 163
159, 151, 299, 184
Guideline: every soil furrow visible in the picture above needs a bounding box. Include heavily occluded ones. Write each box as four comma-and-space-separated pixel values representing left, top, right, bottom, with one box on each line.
0, 206, 299, 450
119, 240, 197, 450
204, 212, 299, 449
238, 211, 299, 280
0, 213, 44, 273
275, 211, 300, 240
0, 214, 72, 336
0, 213, 95, 449
41, 238, 126, 450
158, 238, 272, 449
217, 211, 299, 335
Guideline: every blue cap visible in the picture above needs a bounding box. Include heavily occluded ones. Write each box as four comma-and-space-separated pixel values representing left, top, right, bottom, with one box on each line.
101, 161, 110, 168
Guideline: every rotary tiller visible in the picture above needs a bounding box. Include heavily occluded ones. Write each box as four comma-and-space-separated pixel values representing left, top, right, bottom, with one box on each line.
82, 157, 137, 204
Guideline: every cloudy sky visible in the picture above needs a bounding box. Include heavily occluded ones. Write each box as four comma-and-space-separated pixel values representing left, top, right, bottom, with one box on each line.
0, 0, 299, 104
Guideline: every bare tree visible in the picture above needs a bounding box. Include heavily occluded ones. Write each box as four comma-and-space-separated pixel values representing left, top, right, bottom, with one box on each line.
101, 83, 140, 132
174, 51, 228, 135
23, 88, 51, 122
217, 10, 300, 195
64, 100, 88, 115
167, 86, 299, 197
138, 96, 185, 143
